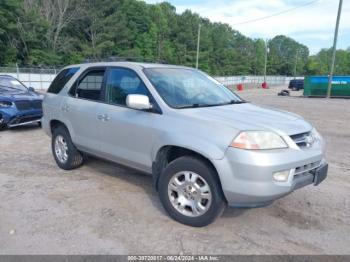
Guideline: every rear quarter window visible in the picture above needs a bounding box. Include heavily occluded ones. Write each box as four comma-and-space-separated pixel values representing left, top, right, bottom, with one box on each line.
47, 67, 80, 94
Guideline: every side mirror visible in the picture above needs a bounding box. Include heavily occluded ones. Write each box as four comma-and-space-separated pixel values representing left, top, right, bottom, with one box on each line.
28, 87, 35, 92
126, 94, 152, 110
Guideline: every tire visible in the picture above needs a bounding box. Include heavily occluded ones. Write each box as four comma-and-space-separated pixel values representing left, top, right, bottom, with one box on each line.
0, 124, 7, 131
158, 156, 225, 227
51, 125, 83, 170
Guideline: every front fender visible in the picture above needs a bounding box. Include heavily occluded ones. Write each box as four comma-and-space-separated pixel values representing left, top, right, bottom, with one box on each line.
0, 107, 17, 124
151, 132, 226, 162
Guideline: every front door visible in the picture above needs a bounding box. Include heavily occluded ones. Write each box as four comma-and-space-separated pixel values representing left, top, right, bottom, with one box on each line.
95, 67, 159, 172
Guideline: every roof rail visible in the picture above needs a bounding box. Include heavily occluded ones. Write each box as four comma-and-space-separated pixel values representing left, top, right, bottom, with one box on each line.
83, 56, 167, 64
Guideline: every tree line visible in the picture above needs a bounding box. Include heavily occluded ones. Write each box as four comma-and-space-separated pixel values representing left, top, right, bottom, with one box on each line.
0, 0, 349, 76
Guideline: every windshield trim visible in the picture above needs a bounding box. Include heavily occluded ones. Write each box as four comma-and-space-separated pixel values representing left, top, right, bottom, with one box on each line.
142, 67, 243, 110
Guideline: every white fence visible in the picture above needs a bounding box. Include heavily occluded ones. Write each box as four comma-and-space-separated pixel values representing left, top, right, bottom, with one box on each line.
0, 67, 57, 90
215, 75, 304, 87
0, 67, 303, 90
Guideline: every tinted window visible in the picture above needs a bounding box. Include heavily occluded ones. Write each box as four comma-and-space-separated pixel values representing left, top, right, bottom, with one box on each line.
72, 69, 105, 101
47, 67, 79, 94
106, 68, 148, 106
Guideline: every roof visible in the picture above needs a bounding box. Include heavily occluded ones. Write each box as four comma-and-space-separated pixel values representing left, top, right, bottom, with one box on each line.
63, 61, 193, 70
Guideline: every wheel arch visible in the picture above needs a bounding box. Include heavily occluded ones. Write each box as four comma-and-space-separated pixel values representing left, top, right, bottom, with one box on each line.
152, 145, 225, 198
50, 119, 68, 134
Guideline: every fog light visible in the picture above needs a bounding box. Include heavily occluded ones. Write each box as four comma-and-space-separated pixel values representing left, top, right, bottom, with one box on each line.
273, 170, 290, 182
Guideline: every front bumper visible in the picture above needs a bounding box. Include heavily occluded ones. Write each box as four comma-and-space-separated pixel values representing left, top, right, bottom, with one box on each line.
0, 107, 42, 128
214, 140, 327, 207
7, 114, 42, 127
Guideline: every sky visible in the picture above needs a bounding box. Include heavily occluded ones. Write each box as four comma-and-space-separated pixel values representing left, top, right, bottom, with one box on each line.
145, 0, 349, 54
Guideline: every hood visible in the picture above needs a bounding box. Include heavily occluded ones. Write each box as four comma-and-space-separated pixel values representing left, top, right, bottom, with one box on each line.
180, 103, 312, 136
0, 88, 43, 102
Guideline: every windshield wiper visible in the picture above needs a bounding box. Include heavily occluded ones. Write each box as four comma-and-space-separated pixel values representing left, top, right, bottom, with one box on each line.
204, 100, 248, 107
228, 100, 248, 104
176, 103, 202, 109
175, 100, 248, 109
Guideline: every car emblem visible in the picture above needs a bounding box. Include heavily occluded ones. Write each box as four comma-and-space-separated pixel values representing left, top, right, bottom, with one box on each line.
305, 134, 315, 147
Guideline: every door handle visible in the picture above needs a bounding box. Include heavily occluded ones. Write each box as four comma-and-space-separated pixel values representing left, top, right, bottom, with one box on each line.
97, 114, 110, 121
61, 104, 69, 112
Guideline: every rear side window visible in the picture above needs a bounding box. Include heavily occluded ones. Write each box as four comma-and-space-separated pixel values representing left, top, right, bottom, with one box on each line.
47, 67, 79, 94
73, 69, 106, 101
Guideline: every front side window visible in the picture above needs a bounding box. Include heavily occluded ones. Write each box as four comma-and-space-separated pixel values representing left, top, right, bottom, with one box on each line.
144, 68, 243, 108
48, 67, 79, 94
105, 68, 149, 106
72, 69, 105, 101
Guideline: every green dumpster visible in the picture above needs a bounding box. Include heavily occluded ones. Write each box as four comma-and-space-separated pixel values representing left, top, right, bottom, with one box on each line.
304, 76, 350, 97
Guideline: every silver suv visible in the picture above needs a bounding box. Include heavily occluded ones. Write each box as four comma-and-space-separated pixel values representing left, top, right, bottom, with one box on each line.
42, 62, 328, 227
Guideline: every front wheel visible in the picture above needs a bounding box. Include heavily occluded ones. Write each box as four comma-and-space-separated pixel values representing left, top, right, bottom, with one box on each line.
0, 124, 7, 131
158, 156, 225, 227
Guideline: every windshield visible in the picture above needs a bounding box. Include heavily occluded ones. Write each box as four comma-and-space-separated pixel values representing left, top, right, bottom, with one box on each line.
0, 76, 28, 92
143, 68, 243, 109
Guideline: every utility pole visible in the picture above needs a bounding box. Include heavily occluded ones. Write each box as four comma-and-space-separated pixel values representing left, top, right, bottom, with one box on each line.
196, 23, 201, 69
294, 50, 299, 79
263, 39, 268, 85
327, 0, 343, 98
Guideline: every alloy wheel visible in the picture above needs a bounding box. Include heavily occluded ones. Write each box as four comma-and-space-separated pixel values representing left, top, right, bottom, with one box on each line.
168, 171, 212, 217
54, 135, 69, 163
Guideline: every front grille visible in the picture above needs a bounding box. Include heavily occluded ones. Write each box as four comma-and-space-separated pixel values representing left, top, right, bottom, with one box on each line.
290, 132, 313, 148
293, 160, 321, 180
15, 100, 42, 111
292, 160, 321, 189
15, 101, 31, 110
31, 100, 42, 109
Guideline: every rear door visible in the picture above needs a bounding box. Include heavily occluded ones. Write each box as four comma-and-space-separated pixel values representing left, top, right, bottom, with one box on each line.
62, 67, 107, 153
95, 67, 160, 172
43, 67, 80, 133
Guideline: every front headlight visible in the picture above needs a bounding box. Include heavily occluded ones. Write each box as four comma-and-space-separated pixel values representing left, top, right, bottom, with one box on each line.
230, 131, 288, 150
0, 101, 12, 108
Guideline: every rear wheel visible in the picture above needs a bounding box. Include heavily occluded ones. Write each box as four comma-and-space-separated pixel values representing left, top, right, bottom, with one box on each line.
51, 126, 83, 170
158, 156, 225, 227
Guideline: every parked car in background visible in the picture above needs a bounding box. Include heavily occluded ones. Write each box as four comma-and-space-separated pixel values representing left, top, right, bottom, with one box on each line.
42, 62, 327, 227
0, 75, 43, 130
288, 79, 304, 91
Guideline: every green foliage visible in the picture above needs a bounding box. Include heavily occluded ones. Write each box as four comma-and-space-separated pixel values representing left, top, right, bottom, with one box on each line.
306, 48, 350, 75
267, 35, 309, 76
0, 0, 349, 76
0, 0, 21, 65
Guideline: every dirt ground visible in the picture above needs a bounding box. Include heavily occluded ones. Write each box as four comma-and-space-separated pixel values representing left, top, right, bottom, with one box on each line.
0, 86, 349, 255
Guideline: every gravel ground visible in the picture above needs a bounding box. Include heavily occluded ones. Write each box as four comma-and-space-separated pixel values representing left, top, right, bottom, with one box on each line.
0, 86, 349, 255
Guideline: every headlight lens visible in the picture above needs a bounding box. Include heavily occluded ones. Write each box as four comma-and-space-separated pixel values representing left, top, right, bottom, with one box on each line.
0, 101, 12, 107
230, 131, 288, 150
